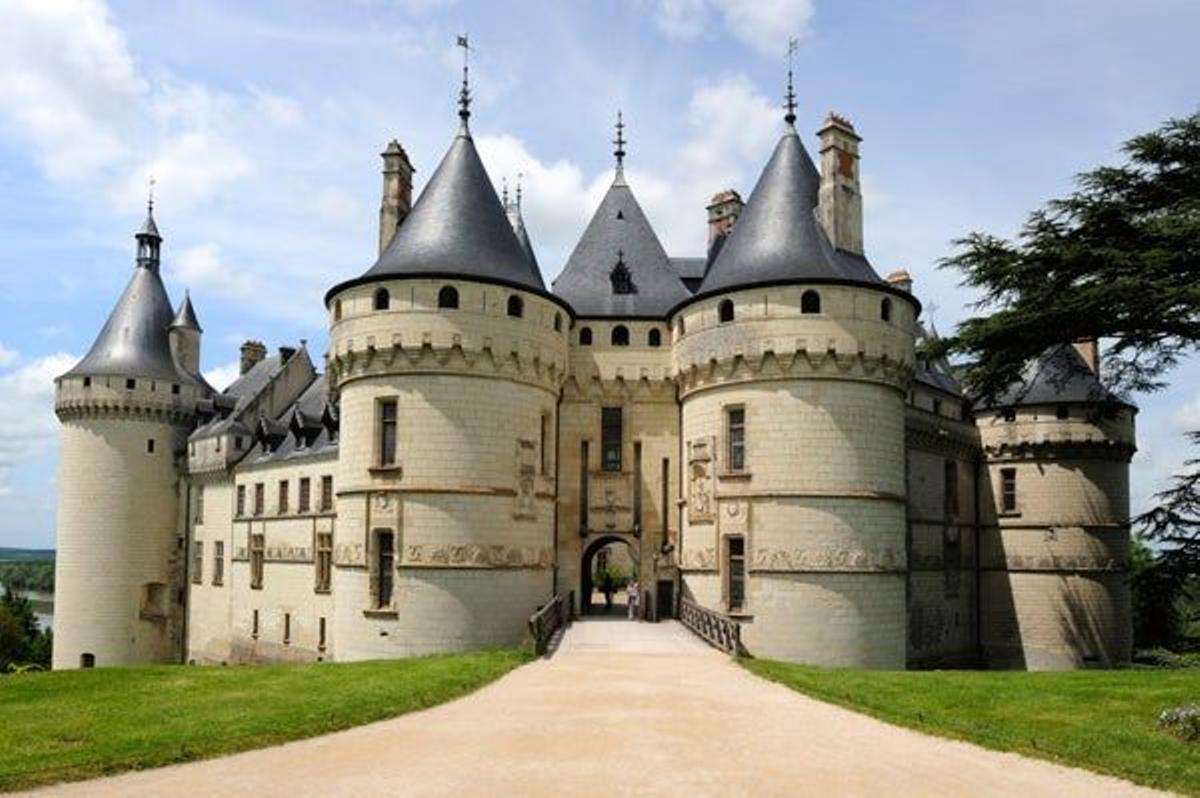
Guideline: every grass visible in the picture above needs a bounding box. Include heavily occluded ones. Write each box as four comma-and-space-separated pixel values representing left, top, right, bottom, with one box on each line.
0, 648, 530, 792
742, 659, 1200, 795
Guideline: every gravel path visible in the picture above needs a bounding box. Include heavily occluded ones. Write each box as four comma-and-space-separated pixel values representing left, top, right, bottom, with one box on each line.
27, 619, 1167, 797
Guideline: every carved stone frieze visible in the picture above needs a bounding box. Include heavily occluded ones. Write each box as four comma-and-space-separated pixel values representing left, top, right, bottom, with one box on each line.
680, 545, 717, 571
687, 436, 715, 523
750, 546, 905, 572
334, 542, 366, 567
402, 543, 553, 569
514, 438, 537, 520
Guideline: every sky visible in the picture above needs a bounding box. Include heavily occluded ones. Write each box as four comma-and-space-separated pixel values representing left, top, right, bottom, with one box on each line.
0, 0, 1197, 549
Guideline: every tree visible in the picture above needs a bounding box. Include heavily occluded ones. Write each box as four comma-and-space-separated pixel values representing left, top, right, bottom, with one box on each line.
0, 587, 51, 672
936, 111, 1200, 402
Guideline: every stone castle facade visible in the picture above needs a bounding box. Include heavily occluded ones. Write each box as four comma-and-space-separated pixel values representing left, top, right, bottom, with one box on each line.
52, 80, 1136, 672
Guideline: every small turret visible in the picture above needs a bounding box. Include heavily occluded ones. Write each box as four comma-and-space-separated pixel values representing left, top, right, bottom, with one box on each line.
169, 292, 203, 378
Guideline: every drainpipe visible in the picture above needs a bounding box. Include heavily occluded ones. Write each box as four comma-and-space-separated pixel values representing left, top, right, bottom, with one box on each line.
180, 478, 191, 664
553, 390, 562, 598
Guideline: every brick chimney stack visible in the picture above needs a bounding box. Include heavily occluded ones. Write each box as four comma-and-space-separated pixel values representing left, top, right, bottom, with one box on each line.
379, 139, 415, 256
885, 269, 913, 293
239, 340, 267, 375
817, 112, 864, 255
706, 189, 743, 251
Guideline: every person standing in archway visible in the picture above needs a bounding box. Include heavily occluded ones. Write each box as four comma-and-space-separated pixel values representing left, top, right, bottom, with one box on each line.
601, 571, 615, 613
627, 578, 640, 621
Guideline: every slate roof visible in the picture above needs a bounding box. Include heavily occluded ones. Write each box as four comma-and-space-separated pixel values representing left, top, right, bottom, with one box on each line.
170, 293, 202, 332
552, 173, 691, 317
914, 323, 963, 397
241, 375, 339, 465
193, 355, 284, 436
985, 344, 1132, 408
339, 123, 545, 296
506, 202, 539, 273
696, 127, 885, 298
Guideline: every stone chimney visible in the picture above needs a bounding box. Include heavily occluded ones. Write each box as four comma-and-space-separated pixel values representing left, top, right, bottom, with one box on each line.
885, 270, 913, 293
706, 189, 743, 250
1073, 339, 1100, 373
817, 112, 864, 255
239, 340, 267, 375
379, 139, 415, 256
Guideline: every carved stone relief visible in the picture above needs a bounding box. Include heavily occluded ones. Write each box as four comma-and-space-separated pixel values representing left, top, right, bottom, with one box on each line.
334, 542, 366, 567
680, 546, 718, 571
403, 543, 552, 569
750, 546, 904, 572
514, 438, 537, 520
688, 436, 715, 523
719, 498, 750, 535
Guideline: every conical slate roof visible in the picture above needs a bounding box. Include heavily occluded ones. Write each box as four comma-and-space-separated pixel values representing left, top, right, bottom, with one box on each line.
63, 264, 197, 384
986, 344, 1131, 408
170, 292, 202, 332
506, 202, 539, 273
552, 174, 691, 317
697, 127, 884, 297
357, 126, 544, 291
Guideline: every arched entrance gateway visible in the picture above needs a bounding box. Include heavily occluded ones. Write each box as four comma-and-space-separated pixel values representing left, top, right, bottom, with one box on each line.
580, 534, 639, 616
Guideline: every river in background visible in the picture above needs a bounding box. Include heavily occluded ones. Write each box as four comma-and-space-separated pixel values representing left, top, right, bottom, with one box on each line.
0, 583, 53, 631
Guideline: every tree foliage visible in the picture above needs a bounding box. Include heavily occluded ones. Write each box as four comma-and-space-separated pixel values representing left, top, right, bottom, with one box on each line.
937, 111, 1200, 402
0, 588, 51, 672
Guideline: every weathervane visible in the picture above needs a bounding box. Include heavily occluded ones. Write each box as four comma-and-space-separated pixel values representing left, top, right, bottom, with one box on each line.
501, 175, 509, 206
784, 36, 798, 125
516, 171, 525, 209
457, 34, 472, 124
613, 110, 627, 172
147, 176, 156, 215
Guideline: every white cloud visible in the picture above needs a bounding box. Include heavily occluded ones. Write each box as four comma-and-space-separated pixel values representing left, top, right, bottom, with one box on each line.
311, 187, 363, 223
251, 86, 304, 128
1172, 394, 1200, 433
653, 0, 815, 56
655, 0, 708, 39
203, 361, 242, 392
0, 352, 78, 494
171, 244, 259, 299
0, 343, 18, 368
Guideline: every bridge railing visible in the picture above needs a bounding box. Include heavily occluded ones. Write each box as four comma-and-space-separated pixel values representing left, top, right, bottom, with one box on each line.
679, 597, 742, 656
528, 590, 574, 656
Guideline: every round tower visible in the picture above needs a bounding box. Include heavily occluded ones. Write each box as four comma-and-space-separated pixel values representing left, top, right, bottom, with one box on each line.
53, 208, 205, 669
324, 69, 570, 659
977, 343, 1136, 669
670, 99, 917, 667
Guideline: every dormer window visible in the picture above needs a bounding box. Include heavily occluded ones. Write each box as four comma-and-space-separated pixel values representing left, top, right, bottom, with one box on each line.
610, 251, 636, 295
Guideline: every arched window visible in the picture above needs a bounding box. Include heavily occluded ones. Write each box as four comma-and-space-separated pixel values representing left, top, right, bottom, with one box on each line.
579, 327, 593, 346
373, 287, 390, 311
648, 328, 662, 347
880, 297, 892, 323
507, 295, 523, 318
801, 290, 821, 314
333, 299, 342, 321
438, 285, 459, 309
718, 299, 734, 323
611, 325, 630, 346
554, 312, 562, 332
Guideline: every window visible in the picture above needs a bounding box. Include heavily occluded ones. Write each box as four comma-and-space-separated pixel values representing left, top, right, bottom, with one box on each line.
193, 485, 204, 524
373, 287, 390, 310
299, 477, 311, 513
932, 398, 943, 417
83, 377, 91, 388
213, 541, 224, 586
236, 485, 246, 517
554, 313, 562, 332
601, 407, 622, 472
215, 436, 222, 452
278, 480, 289, 514
610, 258, 635, 294
677, 317, 686, 336
374, 530, 395, 608
253, 483, 264, 516
944, 460, 959, 517
146, 438, 155, 454
1002, 407, 1016, 423
379, 399, 398, 466
235, 435, 244, 450
726, 407, 746, 472
283, 612, 291, 644
540, 413, 550, 475
580, 441, 590, 531
315, 532, 333, 593
507, 295, 523, 318
1056, 404, 1069, 420
881, 297, 892, 322
250, 533, 265, 589
1000, 468, 1017, 513
648, 328, 661, 347
318, 617, 327, 651
611, 325, 629, 346
726, 536, 746, 612
126, 378, 136, 390
579, 327, 593, 346
80, 653, 95, 668
438, 285, 459, 309
333, 299, 342, 321
719, 299, 734, 323
252, 609, 260, 638
192, 542, 203, 584
801, 290, 821, 314
320, 475, 334, 512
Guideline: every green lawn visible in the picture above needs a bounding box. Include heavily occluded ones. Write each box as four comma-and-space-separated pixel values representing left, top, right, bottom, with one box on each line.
0, 648, 530, 792
742, 659, 1200, 795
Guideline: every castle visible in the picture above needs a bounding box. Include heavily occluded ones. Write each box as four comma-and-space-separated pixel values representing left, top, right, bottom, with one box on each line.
52, 70, 1136, 672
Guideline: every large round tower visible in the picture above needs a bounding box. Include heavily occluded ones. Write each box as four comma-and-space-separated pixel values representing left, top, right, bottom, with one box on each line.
53, 209, 205, 669
324, 78, 570, 659
670, 103, 917, 667
977, 343, 1136, 669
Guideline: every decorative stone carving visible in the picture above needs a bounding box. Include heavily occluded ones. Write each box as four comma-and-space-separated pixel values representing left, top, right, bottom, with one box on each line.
370, 490, 401, 531
688, 436, 715, 523
514, 438, 537, 520
750, 546, 904, 572
719, 498, 750, 535
334, 542, 366, 567
402, 543, 552, 569
680, 545, 718, 571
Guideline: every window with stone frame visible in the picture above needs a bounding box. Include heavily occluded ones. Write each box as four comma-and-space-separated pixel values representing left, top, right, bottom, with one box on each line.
191, 541, 203, 584
1000, 468, 1017, 513
278, 479, 289, 514
298, 477, 311, 513
944, 459, 959, 518
315, 532, 333, 593
213, 541, 224, 586
378, 398, 398, 466
943, 527, 962, 598
250, 533, 265, 589
726, 406, 746, 472
601, 407, 622, 472
193, 484, 204, 524
253, 483, 264, 516
236, 484, 246, 517
725, 535, 746, 612
320, 475, 334, 512
373, 529, 395, 608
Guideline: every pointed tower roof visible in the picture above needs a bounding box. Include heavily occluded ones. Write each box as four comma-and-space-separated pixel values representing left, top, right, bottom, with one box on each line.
170, 291, 202, 332
985, 344, 1133, 408
62, 219, 198, 385
505, 191, 539, 273
552, 114, 690, 318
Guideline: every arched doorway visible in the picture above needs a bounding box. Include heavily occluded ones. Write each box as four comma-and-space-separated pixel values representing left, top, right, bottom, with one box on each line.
580, 535, 638, 616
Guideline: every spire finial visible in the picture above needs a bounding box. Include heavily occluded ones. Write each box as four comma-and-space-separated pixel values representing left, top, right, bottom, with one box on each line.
456, 34, 472, 127
784, 37, 798, 125
502, 175, 509, 207
613, 110, 627, 172
147, 175, 156, 216
516, 171, 524, 209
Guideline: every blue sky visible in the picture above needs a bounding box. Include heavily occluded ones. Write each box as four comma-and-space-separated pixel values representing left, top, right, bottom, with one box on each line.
0, 0, 1196, 548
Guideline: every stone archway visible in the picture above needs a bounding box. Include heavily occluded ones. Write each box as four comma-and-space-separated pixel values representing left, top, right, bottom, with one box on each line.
580, 534, 638, 616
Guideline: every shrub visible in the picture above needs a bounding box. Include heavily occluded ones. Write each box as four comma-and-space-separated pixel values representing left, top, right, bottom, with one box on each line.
1158, 705, 1200, 742
1134, 648, 1200, 670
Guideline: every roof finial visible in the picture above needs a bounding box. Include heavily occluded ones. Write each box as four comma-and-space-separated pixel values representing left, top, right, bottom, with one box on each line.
515, 171, 524, 209
784, 36, 798, 126
501, 175, 509, 207
613, 110, 627, 173
456, 34, 472, 128
147, 175, 156, 216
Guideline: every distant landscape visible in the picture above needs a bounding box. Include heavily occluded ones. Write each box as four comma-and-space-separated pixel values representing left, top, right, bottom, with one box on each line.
0, 549, 55, 597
